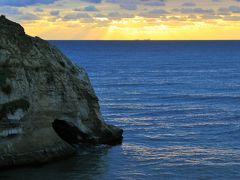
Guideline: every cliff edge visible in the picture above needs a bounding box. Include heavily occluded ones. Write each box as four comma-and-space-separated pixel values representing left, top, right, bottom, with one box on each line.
0, 15, 123, 168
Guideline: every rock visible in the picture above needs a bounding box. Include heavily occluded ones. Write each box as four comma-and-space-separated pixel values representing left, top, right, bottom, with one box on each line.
0, 15, 123, 168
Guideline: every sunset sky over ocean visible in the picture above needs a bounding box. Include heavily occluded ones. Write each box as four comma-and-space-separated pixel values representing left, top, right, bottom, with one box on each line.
1, 0, 240, 40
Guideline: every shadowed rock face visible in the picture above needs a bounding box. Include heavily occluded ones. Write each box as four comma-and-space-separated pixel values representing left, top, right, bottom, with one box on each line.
0, 15, 123, 168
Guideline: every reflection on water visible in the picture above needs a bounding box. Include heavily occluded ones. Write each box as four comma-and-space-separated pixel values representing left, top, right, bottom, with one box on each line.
0, 146, 111, 180
2, 143, 240, 179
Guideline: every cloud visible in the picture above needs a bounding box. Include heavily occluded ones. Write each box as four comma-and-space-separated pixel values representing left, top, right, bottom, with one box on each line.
73, 5, 99, 12
0, 0, 60, 7
201, 14, 221, 19
106, 0, 120, 3
144, 1, 165, 6
50, 10, 60, 16
182, 2, 196, 7
120, 3, 137, 10
35, 8, 44, 12
2, 0, 240, 27
73, 8, 82, 11
18, 13, 40, 20
107, 12, 134, 19
0, 6, 21, 15
139, 9, 169, 18
80, 0, 102, 3
106, 0, 138, 10
173, 8, 215, 14
106, 0, 166, 12
0, 6, 40, 20
229, 6, 240, 13
107, 0, 165, 8
94, 13, 105, 18
63, 12, 91, 20
84, 5, 98, 11
224, 15, 240, 21
218, 6, 240, 14
218, 7, 230, 14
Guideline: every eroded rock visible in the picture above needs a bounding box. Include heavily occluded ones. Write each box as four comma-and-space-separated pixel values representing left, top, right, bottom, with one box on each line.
0, 15, 123, 168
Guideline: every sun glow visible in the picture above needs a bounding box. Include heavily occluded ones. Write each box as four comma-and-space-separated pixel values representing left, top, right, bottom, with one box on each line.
22, 15, 240, 40
2, 0, 240, 40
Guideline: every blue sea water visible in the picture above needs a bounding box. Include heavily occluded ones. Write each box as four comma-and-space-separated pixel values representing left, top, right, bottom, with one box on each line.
2, 41, 240, 179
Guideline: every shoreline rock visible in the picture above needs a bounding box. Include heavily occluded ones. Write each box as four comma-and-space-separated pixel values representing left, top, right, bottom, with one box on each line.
0, 15, 123, 168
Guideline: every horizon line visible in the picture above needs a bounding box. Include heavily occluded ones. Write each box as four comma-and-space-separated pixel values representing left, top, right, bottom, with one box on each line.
47, 39, 240, 41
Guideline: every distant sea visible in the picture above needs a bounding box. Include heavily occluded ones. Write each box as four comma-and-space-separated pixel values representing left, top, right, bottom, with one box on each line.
2, 41, 240, 179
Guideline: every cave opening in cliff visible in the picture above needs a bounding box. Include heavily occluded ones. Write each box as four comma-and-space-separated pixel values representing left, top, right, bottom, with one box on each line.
52, 119, 89, 145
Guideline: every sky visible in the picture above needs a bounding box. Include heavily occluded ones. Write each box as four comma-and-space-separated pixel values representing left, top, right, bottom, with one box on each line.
1, 0, 240, 40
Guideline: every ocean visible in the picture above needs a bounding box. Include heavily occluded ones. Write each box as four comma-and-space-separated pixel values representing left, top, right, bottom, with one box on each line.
2, 41, 240, 179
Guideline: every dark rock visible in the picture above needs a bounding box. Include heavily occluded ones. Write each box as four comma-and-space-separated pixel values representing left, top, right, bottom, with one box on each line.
0, 16, 123, 168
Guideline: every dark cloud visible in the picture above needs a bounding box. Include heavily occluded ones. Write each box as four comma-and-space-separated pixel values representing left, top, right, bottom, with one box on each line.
224, 15, 240, 21
106, 0, 138, 10
18, 13, 40, 20
139, 9, 168, 18
35, 8, 44, 12
63, 12, 91, 20
201, 14, 221, 19
218, 7, 229, 14
173, 8, 215, 14
107, 0, 165, 8
84, 5, 98, 11
50, 10, 60, 16
229, 5, 240, 13
218, 6, 240, 14
0, 6, 21, 14
80, 0, 102, 3
73, 5, 99, 12
144, 2, 165, 6
182, 2, 196, 7
106, 0, 120, 3
106, 0, 166, 13
0, 6, 39, 20
0, 0, 60, 7
107, 12, 134, 19
73, 8, 82, 11
120, 3, 137, 10
0, 0, 102, 7
94, 13, 105, 17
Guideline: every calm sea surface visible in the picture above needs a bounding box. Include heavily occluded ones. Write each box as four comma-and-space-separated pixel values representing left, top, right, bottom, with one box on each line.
2, 41, 240, 179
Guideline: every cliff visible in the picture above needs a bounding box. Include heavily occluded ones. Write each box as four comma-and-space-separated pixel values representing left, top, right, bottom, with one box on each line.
0, 15, 123, 168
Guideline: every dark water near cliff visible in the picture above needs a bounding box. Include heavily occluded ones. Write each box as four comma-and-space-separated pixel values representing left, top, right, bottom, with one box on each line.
2, 41, 240, 179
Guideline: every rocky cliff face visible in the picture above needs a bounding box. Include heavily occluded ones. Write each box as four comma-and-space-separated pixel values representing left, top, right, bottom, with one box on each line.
0, 15, 123, 168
